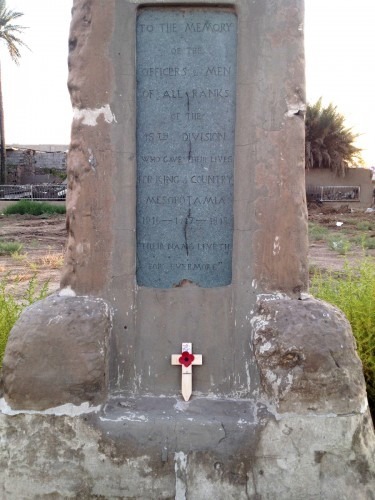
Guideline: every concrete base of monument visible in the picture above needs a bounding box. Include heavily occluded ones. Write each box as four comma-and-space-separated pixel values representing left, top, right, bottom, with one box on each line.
0, 395, 374, 499
1, 293, 374, 497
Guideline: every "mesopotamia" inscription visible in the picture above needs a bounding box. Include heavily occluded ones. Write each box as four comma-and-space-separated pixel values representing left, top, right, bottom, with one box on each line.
136, 8, 237, 288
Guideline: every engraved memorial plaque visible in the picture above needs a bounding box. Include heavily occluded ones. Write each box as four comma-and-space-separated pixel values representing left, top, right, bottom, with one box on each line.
136, 8, 237, 287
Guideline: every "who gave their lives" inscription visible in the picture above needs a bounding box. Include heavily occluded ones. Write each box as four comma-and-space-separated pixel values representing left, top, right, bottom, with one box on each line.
136, 8, 237, 288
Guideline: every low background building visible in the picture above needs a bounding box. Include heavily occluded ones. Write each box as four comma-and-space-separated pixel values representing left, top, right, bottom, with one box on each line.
6, 145, 68, 185
306, 167, 374, 208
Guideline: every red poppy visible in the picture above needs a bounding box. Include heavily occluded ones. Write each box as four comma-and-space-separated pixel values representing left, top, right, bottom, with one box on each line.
179, 351, 195, 368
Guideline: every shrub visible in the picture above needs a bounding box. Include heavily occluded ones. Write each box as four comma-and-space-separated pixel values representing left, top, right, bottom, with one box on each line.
310, 259, 375, 418
356, 221, 373, 231
0, 241, 23, 255
0, 275, 49, 367
3, 200, 65, 216
364, 238, 375, 250
308, 222, 329, 241
352, 235, 375, 250
327, 234, 351, 254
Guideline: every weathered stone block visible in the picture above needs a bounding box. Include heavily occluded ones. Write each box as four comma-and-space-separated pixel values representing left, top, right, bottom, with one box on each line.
250, 410, 375, 499
0, 402, 373, 499
2, 294, 111, 410
252, 297, 368, 414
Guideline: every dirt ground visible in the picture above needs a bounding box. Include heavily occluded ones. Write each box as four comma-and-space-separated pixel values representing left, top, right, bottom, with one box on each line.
0, 206, 374, 296
308, 204, 375, 272
0, 214, 66, 296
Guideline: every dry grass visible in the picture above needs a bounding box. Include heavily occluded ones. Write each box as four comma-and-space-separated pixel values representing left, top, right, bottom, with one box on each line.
38, 251, 64, 269
12, 273, 36, 282
8, 248, 65, 272
11, 251, 27, 262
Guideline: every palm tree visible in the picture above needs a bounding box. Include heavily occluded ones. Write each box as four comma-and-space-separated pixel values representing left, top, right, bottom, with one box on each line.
305, 98, 362, 177
0, 0, 28, 183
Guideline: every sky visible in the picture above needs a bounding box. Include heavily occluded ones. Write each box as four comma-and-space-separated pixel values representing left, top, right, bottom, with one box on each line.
1, 0, 72, 146
305, 0, 375, 167
1, 0, 375, 165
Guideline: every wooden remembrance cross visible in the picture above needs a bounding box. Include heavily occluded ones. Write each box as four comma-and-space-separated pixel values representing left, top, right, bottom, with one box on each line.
171, 343, 202, 401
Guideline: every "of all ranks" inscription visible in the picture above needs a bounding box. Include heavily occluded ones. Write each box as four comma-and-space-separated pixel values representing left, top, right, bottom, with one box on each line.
136, 8, 237, 288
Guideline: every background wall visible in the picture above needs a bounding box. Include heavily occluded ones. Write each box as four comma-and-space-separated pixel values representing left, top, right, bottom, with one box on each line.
6, 146, 68, 184
306, 168, 374, 208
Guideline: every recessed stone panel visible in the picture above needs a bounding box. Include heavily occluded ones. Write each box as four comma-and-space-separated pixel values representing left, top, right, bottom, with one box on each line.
136, 8, 237, 288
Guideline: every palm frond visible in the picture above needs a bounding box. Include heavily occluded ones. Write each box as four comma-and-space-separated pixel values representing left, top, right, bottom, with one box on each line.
0, 0, 28, 63
305, 98, 362, 176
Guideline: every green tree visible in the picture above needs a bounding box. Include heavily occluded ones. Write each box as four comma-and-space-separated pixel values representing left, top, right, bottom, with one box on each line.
0, 0, 28, 183
305, 98, 362, 176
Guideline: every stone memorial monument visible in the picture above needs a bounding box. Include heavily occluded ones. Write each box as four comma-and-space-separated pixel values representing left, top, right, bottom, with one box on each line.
0, 0, 374, 498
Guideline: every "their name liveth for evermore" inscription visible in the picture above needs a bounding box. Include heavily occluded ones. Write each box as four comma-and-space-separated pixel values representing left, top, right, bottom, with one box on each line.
136, 8, 237, 288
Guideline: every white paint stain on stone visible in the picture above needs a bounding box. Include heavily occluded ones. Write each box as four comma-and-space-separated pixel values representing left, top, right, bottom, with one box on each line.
256, 293, 289, 302
88, 148, 97, 170
265, 370, 281, 398
47, 314, 64, 325
250, 314, 270, 333
174, 451, 188, 500
281, 373, 294, 397
273, 236, 280, 256
360, 397, 369, 414
73, 104, 117, 126
237, 418, 249, 427
245, 360, 251, 390
58, 286, 76, 297
299, 292, 312, 301
259, 341, 272, 354
98, 341, 105, 356
265, 370, 278, 385
174, 400, 190, 412
100, 413, 148, 423
285, 100, 306, 117
0, 399, 101, 416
